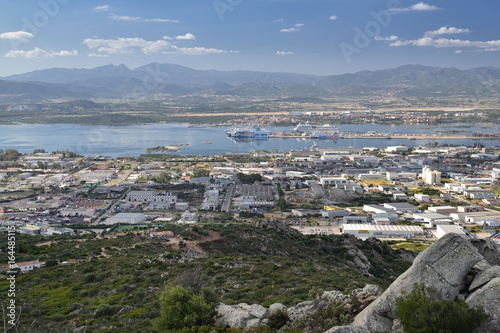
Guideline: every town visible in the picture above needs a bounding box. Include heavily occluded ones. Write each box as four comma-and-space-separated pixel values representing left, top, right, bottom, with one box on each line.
1, 143, 500, 272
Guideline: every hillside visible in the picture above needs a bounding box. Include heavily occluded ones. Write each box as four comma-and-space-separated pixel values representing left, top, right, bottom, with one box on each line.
1, 63, 499, 103
0, 222, 412, 332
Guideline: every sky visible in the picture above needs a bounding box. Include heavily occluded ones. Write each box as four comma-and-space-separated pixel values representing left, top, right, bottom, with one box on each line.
0, 0, 499, 76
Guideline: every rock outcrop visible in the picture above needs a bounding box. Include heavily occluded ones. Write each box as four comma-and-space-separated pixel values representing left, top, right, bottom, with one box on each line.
351, 234, 500, 333
216, 303, 269, 328
216, 284, 382, 329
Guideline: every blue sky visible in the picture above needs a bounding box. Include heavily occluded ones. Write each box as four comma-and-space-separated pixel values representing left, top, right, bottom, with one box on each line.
0, 0, 499, 76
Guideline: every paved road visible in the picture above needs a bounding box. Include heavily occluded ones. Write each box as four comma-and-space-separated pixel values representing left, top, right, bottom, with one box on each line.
221, 185, 234, 212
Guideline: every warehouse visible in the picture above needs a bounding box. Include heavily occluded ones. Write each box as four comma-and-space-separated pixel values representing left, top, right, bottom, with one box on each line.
436, 224, 468, 239
342, 224, 424, 239
104, 213, 146, 225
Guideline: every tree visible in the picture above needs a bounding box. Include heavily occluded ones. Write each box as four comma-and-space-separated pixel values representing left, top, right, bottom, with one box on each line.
396, 283, 488, 333
154, 285, 219, 332
193, 169, 210, 178
277, 197, 287, 211
237, 172, 263, 184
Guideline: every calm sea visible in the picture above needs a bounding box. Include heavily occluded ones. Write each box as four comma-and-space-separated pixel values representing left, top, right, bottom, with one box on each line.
0, 123, 499, 158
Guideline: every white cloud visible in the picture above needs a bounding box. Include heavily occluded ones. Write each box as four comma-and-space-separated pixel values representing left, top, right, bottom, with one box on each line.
5, 47, 77, 58
375, 35, 398, 41
390, 2, 440, 14
0, 31, 34, 41
273, 18, 284, 23
93, 4, 111, 12
83, 37, 233, 55
455, 50, 463, 54
281, 27, 300, 33
281, 23, 304, 32
329, 15, 338, 20
175, 33, 196, 40
89, 53, 109, 57
276, 51, 294, 56
177, 47, 226, 55
424, 26, 470, 38
110, 14, 179, 23
390, 37, 500, 51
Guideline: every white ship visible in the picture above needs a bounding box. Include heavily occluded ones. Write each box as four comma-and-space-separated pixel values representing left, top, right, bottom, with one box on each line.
293, 122, 340, 133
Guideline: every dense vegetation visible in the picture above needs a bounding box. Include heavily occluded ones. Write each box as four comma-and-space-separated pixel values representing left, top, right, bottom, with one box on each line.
0, 222, 413, 332
396, 283, 489, 333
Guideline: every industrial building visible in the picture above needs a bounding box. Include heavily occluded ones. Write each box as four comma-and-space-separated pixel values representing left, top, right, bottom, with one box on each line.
342, 224, 424, 239
436, 224, 467, 239
104, 213, 146, 225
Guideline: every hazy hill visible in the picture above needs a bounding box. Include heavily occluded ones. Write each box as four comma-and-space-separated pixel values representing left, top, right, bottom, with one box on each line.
1, 63, 500, 102
317, 64, 500, 97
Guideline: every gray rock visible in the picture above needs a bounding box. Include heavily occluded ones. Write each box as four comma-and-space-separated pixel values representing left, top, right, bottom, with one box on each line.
287, 301, 315, 320
325, 325, 370, 333
466, 277, 500, 333
323, 290, 349, 303
269, 303, 287, 315
352, 234, 483, 332
216, 303, 253, 328
246, 318, 262, 327
216, 303, 270, 328
248, 304, 268, 319
473, 259, 492, 271
470, 266, 500, 291
360, 284, 382, 297
470, 239, 500, 266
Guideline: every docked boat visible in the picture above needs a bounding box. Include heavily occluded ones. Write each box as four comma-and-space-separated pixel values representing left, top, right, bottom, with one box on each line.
293, 122, 340, 133
226, 127, 270, 140
310, 131, 340, 140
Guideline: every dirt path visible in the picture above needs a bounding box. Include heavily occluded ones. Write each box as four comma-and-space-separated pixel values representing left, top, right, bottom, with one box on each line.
166, 230, 222, 254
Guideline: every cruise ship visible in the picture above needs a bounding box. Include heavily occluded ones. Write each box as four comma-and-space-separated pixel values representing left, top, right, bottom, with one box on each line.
310, 131, 340, 140
226, 127, 270, 140
293, 122, 340, 133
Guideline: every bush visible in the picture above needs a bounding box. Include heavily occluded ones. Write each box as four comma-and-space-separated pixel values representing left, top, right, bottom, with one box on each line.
84, 273, 97, 283
267, 309, 290, 332
154, 285, 219, 332
45, 259, 58, 267
51, 314, 66, 322
396, 283, 489, 333
94, 304, 119, 318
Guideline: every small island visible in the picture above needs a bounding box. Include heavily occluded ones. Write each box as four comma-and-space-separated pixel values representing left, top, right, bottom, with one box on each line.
146, 146, 182, 153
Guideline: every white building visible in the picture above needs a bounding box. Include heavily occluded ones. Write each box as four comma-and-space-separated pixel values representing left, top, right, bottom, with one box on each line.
414, 194, 430, 202
383, 202, 418, 214
320, 177, 348, 186
413, 212, 452, 228
179, 212, 197, 224
427, 206, 457, 214
14, 260, 41, 273
386, 146, 409, 153
342, 224, 424, 239
436, 225, 467, 239
127, 191, 177, 203
104, 213, 145, 225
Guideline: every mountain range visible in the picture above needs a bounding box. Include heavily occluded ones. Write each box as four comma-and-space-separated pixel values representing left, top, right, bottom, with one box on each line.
1, 63, 499, 103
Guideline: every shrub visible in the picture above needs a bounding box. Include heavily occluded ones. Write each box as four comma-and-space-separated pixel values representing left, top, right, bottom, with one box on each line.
267, 309, 290, 332
153, 285, 219, 332
51, 314, 66, 322
396, 283, 489, 333
84, 273, 97, 283
45, 259, 58, 267
94, 304, 119, 318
